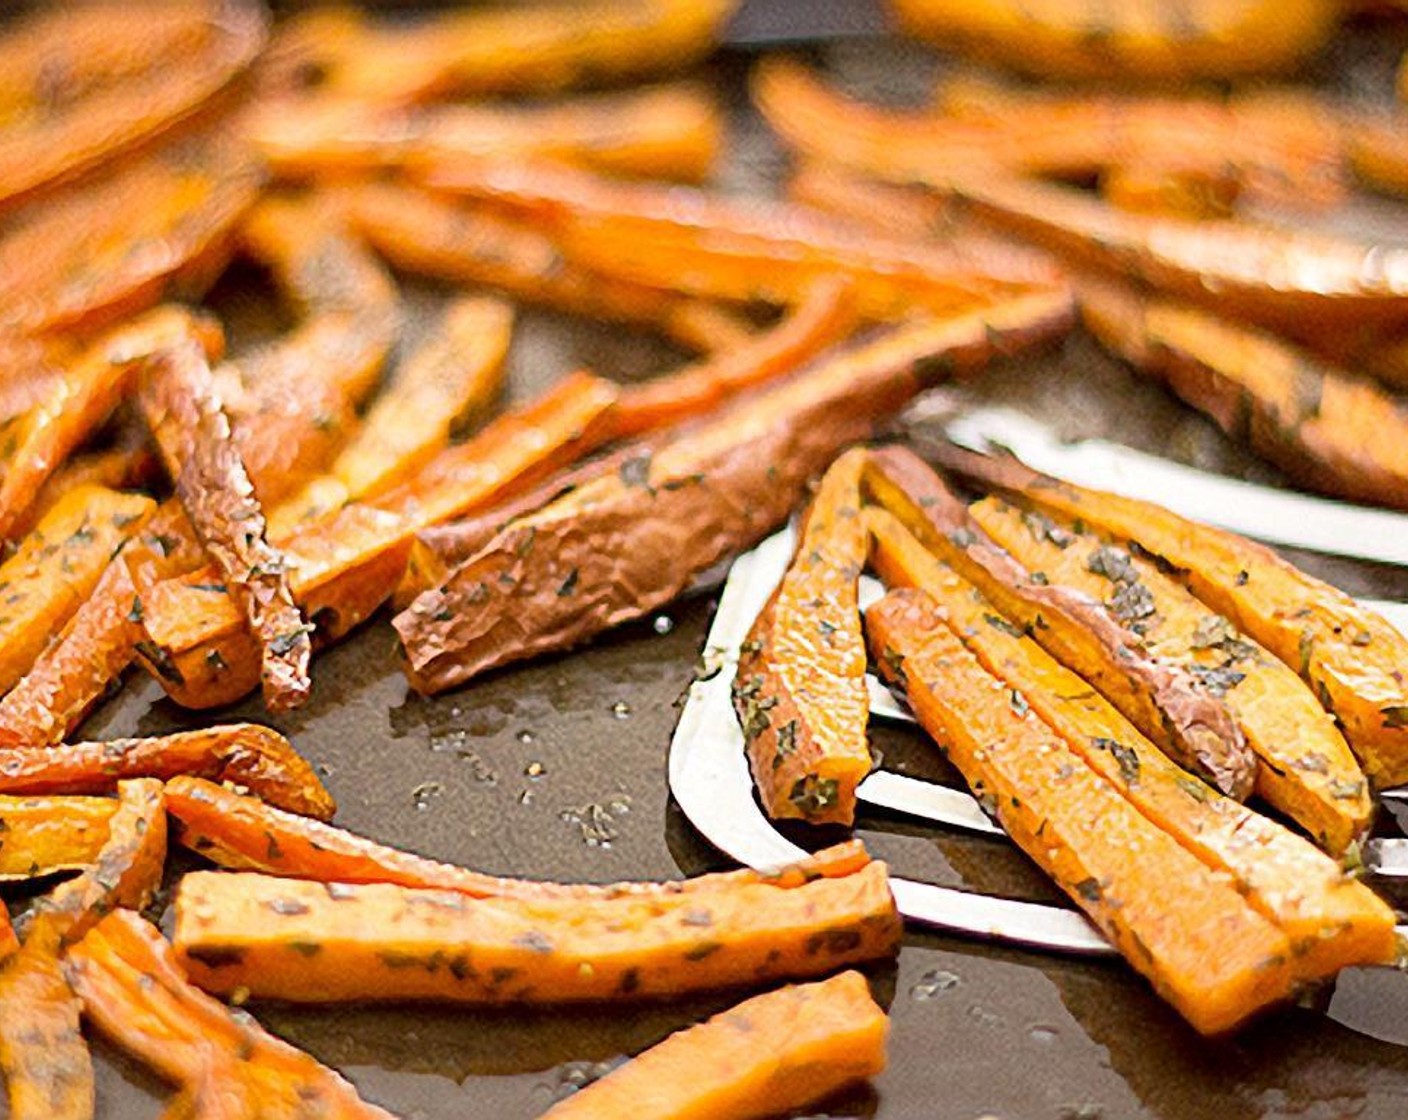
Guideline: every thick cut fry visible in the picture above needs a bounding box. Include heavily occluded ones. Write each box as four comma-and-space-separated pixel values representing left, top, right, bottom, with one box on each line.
173, 863, 901, 1004
0, 725, 334, 821
0, 305, 216, 541
254, 82, 722, 185
0, 938, 91, 1120
11, 444, 159, 542
269, 295, 513, 536
0, 132, 263, 338
166, 776, 871, 899
969, 496, 1372, 852
867, 588, 1301, 1035
543, 970, 887, 1120
66, 910, 396, 1119
862, 447, 1255, 798
613, 276, 857, 437
929, 447, 1408, 787
0, 796, 115, 881
0, 2, 266, 211
136, 372, 620, 709
0, 484, 154, 697
137, 338, 312, 711
396, 291, 1072, 693
736, 449, 870, 825
423, 159, 1063, 319
866, 508, 1395, 974
888, 0, 1337, 83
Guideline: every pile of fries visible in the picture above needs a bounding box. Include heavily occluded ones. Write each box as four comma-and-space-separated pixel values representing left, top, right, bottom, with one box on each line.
6, 0, 1408, 1115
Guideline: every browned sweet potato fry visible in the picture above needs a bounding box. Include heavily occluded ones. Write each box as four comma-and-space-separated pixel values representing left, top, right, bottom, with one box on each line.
423, 159, 1063, 319
253, 82, 722, 184
0, 725, 334, 820
137, 337, 312, 711
1081, 278, 1408, 501
736, 449, 870, 825
1344, 110, 1408, 200
135, 372, 621, 709
269, 294, 513, 536
928, 446, 1408, 788
787, 160, 946, 240
862, 447, 1256, 798
866, 587, 1310, 1035
0, 2, 266, 211
0, 484, 154, 698
0, 132, 263, 338
173, 863, 901, 1004
542, 971, 888, 1120
0, 796, 114, 881
396, 291, 1072, 693
66, 910, 397, 1120
0, 936, 91, 1120
11, 444, 159, 542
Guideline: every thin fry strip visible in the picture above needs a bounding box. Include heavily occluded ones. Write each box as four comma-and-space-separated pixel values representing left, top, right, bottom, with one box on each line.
11, 443, 159, 542
0, 937, 91, 1120
172, 865, 901, 1004
543, 971, 887, 1120
137, 338, 311, 711
0, 796, 115, 881
0, 725, 334, 821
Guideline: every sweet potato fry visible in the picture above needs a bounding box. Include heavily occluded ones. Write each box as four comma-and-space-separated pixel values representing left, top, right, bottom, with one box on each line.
396, 291, 1072, 693
929, 447, 1408, 788
173, 863, 901, 1004
866, 508, 1396, 973
736, 449, 870, 825
0, 796, 115, 881
137, 338, 312, 711
269, 294, 513, 536
888, 0, 1337, 83
867, 587, 1305, 1035
613, 275, 857, 438
423, 159, 1063, 319
0, 1, 266, 211
0, 910, 15, 962
135, 371, 621, 709
0, 936, 91, 1120
542, 970, 887, 1120
0, 132, 263, 338
254, 82, 722, 185
0, 725, 334, 821
969, 495, 1373, 852
66, 910, 397, 1119
1344, 111, 1408, 200
0, 484, 154, 697
862, 447, 1256, 798
11, 444, 159, 542
787, 160, 946, 240
165, 776, 871, 900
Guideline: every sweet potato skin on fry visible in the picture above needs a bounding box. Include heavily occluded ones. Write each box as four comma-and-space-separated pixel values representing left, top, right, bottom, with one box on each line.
736, 449, 871, 825
173, 863, 901, 1004
543, 970, 888, 1120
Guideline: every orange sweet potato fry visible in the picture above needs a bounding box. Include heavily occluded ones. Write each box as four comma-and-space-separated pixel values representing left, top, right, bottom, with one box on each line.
10, 443, 159, 542
172, 863, 901, 1004
542, 971, 888, 1120
0, 725, 334, 821
0, 936, 91, 1120
0, 796, 115, 881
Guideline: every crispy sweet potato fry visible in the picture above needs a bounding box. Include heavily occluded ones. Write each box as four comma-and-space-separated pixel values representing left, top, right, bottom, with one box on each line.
613, 275, 857, 438
862, 447, 1256, 798
0, 484, 154, 697
0, 796, 115, 881
423, 159, 1063, 319
1082, 278, 1408, 498
137, 338, 312, 711
66, 910, 397, 1120
736, 449, 870, 825
970, 495, 1373, 852
888, 0, 1337, 83
269, 295, 513, 536
928, 446, 1408, 788
0, 1, 266, 211
0, 726, 334, 821
397, 291, 1072, 693
787, 161, 946, 240
12, 444, 159, 542
254, 82, 722, 184
173, 863, 901, 1004
0, 132, 263, 338
866, 508, 1395, 973
0, 936, 92, 1120
166, 776, 871, 900
543, 970, 887, 1120
867, 588, 1304, 1035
